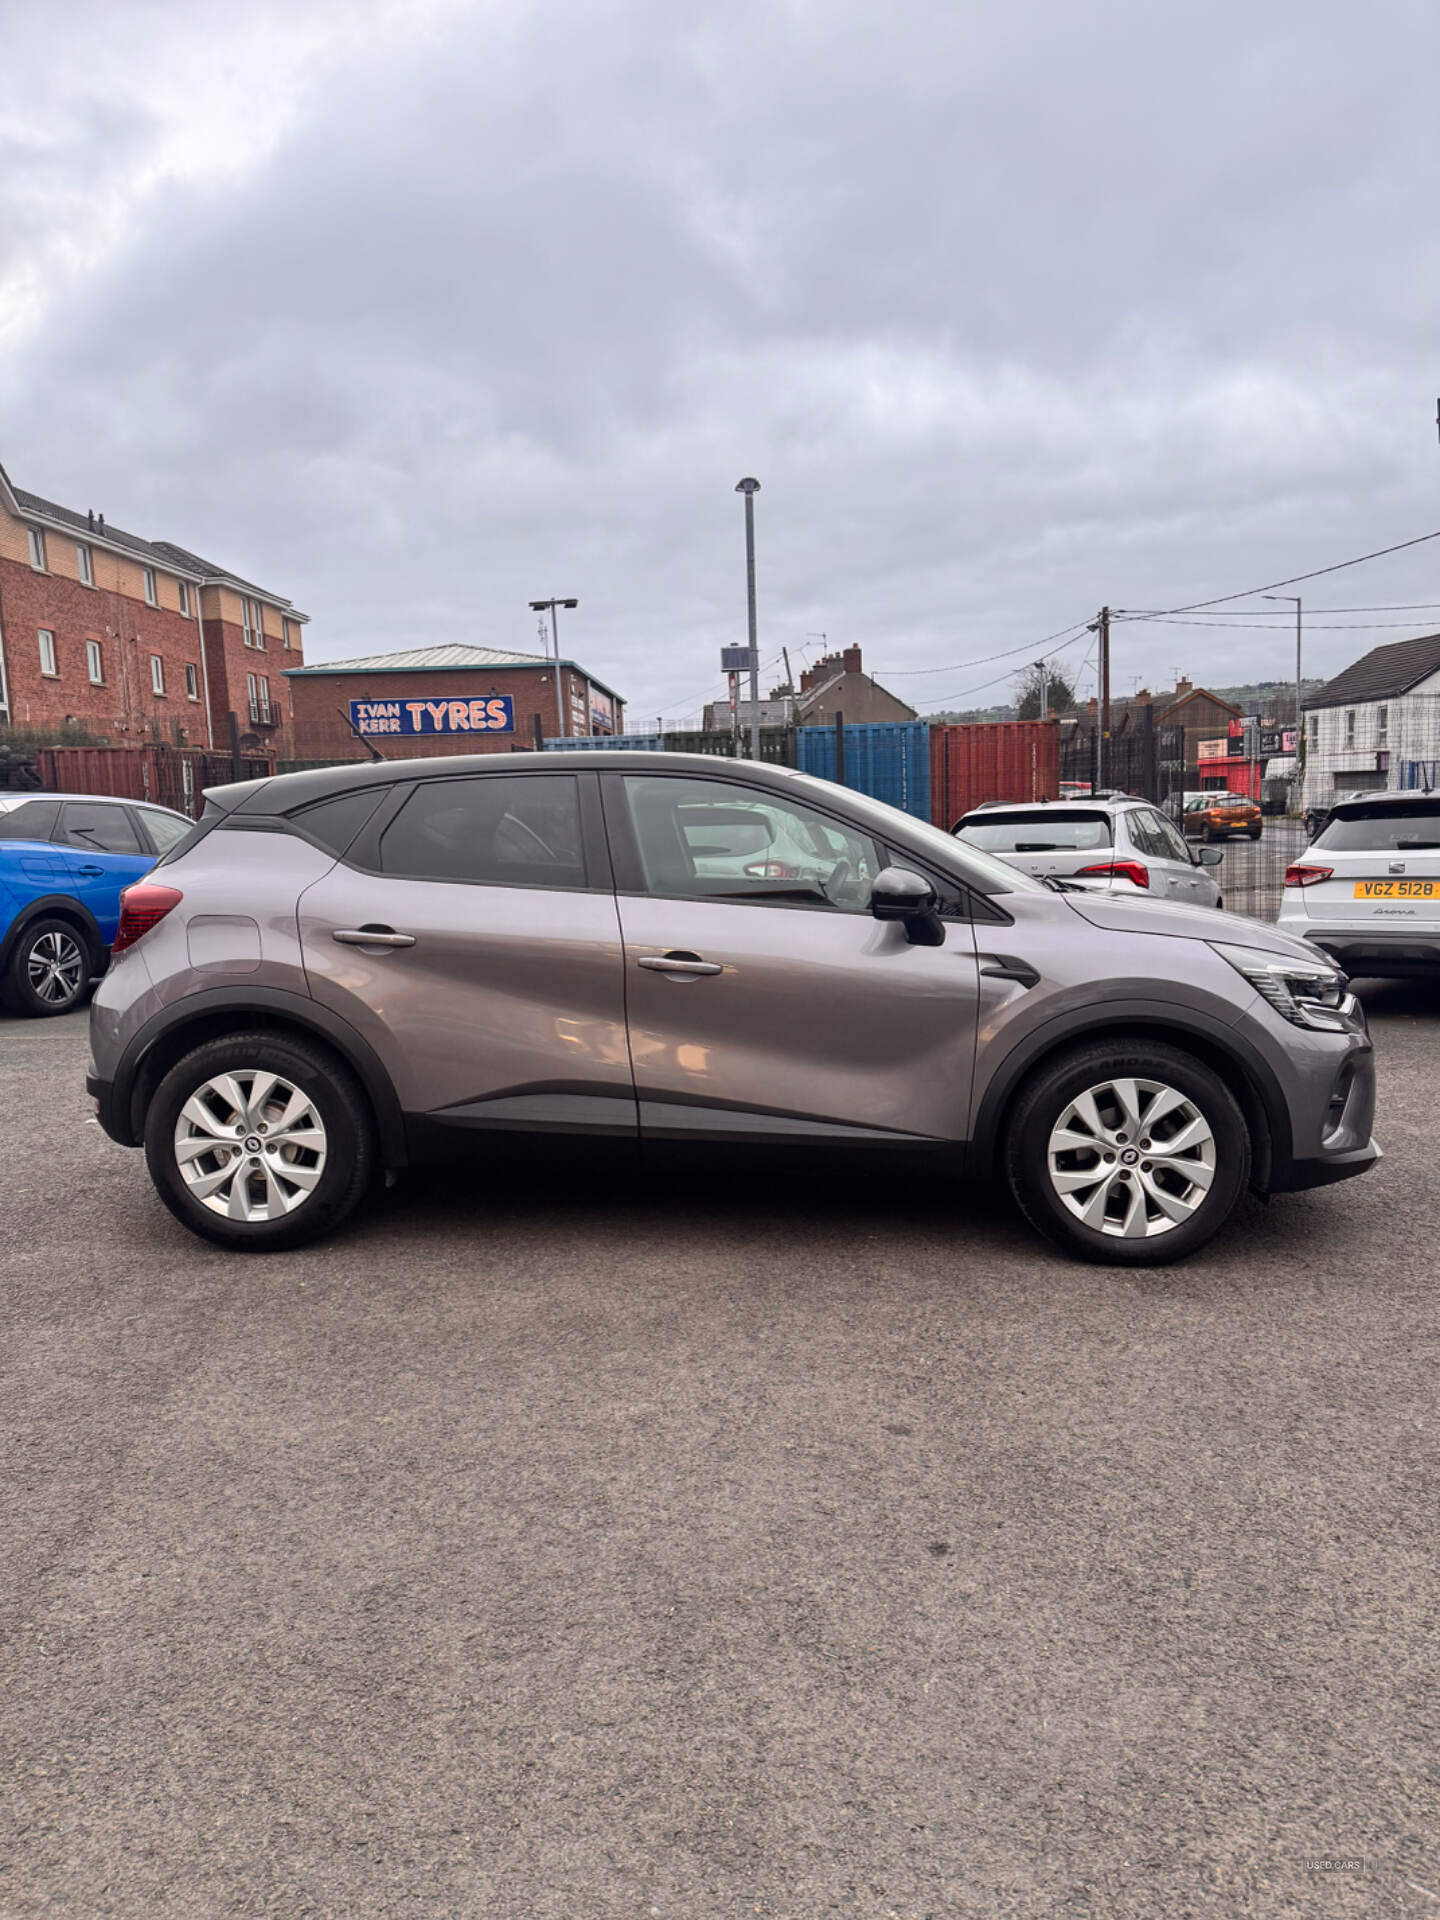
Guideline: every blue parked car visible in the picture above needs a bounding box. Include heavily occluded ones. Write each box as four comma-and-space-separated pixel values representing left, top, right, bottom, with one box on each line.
0, 792, 192, 1016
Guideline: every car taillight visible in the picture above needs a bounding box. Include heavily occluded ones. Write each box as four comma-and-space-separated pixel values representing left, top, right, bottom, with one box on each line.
1075, 859, 1149, 889
743, 859, 800, 880
1284, 864, 1334, 888
113, 882, 183, 952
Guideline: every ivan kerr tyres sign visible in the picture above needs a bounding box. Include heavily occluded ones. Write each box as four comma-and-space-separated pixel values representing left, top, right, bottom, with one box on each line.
350, 696, 515, 737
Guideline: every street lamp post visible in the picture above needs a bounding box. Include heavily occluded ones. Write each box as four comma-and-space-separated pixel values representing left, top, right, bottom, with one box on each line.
1265, 594, 1303, 810
528, 597, 579, 741
735, 478, 761, 759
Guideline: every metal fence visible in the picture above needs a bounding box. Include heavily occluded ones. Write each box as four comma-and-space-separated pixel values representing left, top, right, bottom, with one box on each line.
32, 744, 275, 817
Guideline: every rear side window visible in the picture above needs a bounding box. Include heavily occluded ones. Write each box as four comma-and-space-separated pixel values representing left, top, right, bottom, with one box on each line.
0, 799, 60, 842
58, 801, 144, 854
379, 775, 586, 888
1316, 802, 1440, 851
291, 789, 387, 857
957, 810, 1113, 853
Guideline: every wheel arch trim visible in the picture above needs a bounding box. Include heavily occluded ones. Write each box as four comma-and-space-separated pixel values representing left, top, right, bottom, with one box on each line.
112, 985, 407, 1165
0, 894, 105, 973
970, 1000, 1289, 1191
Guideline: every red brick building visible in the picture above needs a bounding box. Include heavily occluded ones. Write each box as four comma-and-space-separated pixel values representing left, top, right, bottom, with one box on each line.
286, 645, 626, 762
0, 458, 308, 755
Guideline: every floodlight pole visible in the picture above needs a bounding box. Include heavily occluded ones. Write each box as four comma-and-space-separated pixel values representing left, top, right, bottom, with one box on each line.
736, 478, 761, 758
529, 597, 578, 740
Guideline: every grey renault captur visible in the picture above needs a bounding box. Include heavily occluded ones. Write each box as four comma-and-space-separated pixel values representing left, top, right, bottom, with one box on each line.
87, 751, 1379, 1265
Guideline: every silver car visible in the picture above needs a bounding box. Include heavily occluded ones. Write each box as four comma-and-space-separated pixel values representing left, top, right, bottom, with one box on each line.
954, 798, 1225, 907
87, 752, 1378, 1265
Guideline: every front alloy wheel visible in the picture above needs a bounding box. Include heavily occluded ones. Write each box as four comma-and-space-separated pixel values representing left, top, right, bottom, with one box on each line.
1046, 1077, 1215, 1240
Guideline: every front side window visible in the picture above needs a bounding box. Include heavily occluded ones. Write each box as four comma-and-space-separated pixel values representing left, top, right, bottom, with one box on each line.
58, 801, 143, 855
1146, 810, 1192, 863
38, 630, 57, 677
621, 775, 882, 912
27, 527, 46, 571
76, 544, 94, 586
86, 639, 104, 684
379, 775, 585, 889
143, 567, 157, 606
150, 654, 165, 695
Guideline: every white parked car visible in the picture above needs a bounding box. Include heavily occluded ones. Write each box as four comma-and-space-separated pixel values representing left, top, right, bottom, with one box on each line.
1280, 794, 1440, 978
954, 798, 1225, 906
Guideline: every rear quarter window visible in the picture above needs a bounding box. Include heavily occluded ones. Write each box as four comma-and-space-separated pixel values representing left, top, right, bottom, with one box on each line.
290, 789, 388, 858
0, 799, 60, 842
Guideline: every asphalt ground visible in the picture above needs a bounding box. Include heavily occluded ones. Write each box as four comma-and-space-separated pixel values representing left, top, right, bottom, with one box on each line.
3, 988, 1439, 1919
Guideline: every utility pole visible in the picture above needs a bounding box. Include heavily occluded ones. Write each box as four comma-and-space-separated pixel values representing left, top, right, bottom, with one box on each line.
528, 597, 578, 739
782, 646, 796, 724
1035, 657, 1048, 720
1265, 594, 1303, 809
1097, 606, 1111, 788
735, 479, 761, 758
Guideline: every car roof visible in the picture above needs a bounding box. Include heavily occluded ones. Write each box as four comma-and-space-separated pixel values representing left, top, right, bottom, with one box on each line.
958, 797, 1140, 818
0, 790, 187, 815
1331, 793, 1440, 817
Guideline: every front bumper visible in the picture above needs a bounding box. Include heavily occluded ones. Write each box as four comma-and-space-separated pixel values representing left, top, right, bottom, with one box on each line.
1270, 1137, 1382, 1193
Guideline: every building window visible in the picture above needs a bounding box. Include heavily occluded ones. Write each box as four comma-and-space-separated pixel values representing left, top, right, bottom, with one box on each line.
150, 654, 166, 696
177, 579, 191, 617
243, 598, 265, 649
1344, 709, 1356, 748
76, 544, 94, 587
1308, 714, 1319, 749
143, 567, 158, 606
283, 618, 298, 651
1377, 704, 1389, 745
86, 639, 104, 684
27, 527, 47, 571
247, 672, 272, 724
38, 630, 58, 677
185, 663, 199, 700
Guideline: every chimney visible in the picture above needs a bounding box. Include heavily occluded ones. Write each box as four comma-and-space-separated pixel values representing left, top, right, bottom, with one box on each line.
842, 645, 862, 675
801, 665, 818, 692
87, 509, 95, 531
1174, 676, 1192, 698
1086, 696, 1098, 715
98, 514, 105, 535
1134, 688, 1151, 705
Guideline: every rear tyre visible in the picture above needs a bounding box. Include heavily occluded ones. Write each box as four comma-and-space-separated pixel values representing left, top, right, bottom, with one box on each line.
144, 1031, 377, 1251
1248, 825, 1262, 840
1005, 1040, 1250, 1266
4, 916, 93, 1017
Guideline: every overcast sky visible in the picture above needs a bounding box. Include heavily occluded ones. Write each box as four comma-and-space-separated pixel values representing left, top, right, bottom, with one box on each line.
3, 0, 1440, 722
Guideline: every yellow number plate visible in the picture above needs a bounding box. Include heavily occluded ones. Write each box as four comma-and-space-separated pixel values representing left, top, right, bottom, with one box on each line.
1353, 880, 1440, 899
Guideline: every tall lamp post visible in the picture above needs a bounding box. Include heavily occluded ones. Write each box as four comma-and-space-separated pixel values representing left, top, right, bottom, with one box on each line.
529, 597, 578, 740
735, 478, 761, 759
1265, 593, 1302, 809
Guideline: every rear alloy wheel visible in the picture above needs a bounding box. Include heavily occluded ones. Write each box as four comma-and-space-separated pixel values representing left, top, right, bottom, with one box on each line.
1005, 1042, 1250, 1265
145, 1031, 376, 1250
5, 917, 91, 1017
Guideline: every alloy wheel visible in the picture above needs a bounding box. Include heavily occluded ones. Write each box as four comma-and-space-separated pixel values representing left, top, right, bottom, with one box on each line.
173, 1070, 328, 1222
27, 929, 86, 1007
1046, 1076, 1216, 1239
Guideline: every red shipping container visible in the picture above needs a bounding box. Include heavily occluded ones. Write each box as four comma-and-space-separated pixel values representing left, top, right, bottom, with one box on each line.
929, 720, 1061, 829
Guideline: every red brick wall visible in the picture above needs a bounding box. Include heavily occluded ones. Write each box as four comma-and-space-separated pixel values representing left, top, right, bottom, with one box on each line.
287, 666, 623, 761
0, 553, 212, 744
202, 619, 303, 756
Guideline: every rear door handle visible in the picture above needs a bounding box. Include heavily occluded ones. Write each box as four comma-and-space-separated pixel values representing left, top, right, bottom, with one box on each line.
637, 952, 723, 977
333, 926, 416, 948
77, 864, 105, 876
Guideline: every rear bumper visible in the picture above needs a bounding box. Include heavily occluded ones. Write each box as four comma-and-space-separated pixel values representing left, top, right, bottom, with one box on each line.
1298, 928, 1440, 978
86, 1071, 137, 1148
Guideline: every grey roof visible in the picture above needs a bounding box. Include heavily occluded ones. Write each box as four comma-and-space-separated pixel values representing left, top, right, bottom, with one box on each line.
287, 643, 549, 673
12, 487, 198, 575
1307, 633, 1440, 710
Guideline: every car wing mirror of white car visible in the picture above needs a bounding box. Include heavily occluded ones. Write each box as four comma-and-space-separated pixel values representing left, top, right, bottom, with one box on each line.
1197, 846, 1224, 866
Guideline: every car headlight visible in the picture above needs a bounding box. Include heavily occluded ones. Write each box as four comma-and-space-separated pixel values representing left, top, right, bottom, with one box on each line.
1210, 941, 1352, 1031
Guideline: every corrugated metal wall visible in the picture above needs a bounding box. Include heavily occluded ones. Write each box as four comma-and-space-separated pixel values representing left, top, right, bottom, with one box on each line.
796, 722, 931, 819
36, 745, 275, 816
929, 721, 1059, 828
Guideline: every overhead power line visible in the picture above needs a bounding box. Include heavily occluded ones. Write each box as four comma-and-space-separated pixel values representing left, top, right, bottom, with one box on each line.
1116, 615, 1440, 632
1116, 601, 1440, 616
883, 619, 1093, 678
1116, 527, 1440, 620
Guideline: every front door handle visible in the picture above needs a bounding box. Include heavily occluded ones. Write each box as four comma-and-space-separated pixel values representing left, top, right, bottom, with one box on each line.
637, 951, 723, 977
333, 926, 416, 948
977, 952, 1041, 989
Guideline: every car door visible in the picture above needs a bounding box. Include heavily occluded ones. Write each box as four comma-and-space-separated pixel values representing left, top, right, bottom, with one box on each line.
54, 800, 156, 944
1128, 808, 1208, 902
603, 770, 981, 1144
297, 769, 635, 1135
1145, 806, 1217, 904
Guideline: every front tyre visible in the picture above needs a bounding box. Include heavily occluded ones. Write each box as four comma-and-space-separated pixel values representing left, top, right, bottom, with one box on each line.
1005, 1041, 1250, 1265
144, 1031, 377, 1250
5, 916, 92, 1016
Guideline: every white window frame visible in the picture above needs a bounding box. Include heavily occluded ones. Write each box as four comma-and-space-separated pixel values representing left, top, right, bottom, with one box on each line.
27, 527, 47, 571
177, 579, 191, 617
246, 672, 272, 725
1308, 714, 1319, 748
185, 663, 199, 700
1344, 709, 1356, 748
143, 567, 158, 606
150, 654, 166, 696
1377, 704, 1389, 745
76, 544, 94, 587
38, 629, 58, 677
246, 598, 266, 649
86, 639, 104, 684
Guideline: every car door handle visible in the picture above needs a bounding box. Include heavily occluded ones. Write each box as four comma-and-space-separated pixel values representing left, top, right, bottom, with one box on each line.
977, 953, 1041, 989
637, 952, 723, 976
332, 926, 416, 948
77, 864, 105, 876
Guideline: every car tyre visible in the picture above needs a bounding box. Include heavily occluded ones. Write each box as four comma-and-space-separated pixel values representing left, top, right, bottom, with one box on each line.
144, 1030, 377, 1251
1004, 1040, 1251, 1266
1248, 825, 1262, 840
4, 915, 94, 1017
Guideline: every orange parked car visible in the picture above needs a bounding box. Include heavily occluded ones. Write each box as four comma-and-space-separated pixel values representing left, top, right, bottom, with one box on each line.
1182, 793, 1262, 842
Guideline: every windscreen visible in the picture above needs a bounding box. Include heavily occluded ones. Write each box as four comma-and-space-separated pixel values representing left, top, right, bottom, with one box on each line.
957, 810, 1113, 853
1315, 800, 1440, 851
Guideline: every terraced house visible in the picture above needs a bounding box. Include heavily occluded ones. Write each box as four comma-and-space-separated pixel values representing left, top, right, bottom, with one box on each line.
0, 458, 308, 755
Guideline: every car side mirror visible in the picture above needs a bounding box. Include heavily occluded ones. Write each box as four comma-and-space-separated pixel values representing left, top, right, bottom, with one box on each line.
1197, 846, 1224, 866
870, 866, 944, 945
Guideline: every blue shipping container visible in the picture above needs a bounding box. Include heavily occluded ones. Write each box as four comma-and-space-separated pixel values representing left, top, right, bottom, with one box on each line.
797, 721, 931, 820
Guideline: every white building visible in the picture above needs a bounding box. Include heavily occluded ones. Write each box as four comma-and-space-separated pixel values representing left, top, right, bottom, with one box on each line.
1300, 633, 1440, 810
